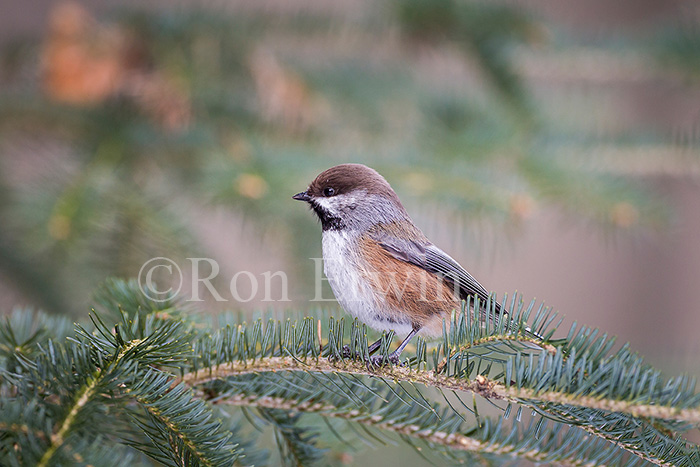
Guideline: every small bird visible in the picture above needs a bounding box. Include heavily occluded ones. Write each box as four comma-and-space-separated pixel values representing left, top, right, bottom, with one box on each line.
294, 163, 518, 365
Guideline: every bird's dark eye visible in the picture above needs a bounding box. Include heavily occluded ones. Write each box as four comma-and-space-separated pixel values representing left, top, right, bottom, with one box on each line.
323, 187, 335, 197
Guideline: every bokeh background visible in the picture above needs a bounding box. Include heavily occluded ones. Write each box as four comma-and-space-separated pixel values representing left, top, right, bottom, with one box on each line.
1, 0, 699, 402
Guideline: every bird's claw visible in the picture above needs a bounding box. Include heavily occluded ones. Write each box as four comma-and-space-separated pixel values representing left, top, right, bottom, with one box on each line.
367, 353, 402, 369
341, 345, 354, 359
327, 345, 352, 361
330, 345, 404, 369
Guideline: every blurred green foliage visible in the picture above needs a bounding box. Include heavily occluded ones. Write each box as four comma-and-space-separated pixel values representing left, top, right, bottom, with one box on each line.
0, 1, 690, 315
397, 0, 538, 117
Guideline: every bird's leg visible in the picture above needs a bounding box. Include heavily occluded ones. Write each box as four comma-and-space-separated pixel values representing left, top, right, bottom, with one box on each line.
340, 337, 383, 359
369, 327, 419, 367
367, 337, 383, 354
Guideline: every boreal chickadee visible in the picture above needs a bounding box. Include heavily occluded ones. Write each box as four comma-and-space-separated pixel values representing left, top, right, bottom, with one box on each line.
294, 163, 524, 365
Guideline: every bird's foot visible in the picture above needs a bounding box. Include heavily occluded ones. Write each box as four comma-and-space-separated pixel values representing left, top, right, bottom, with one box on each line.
367, 353, 402, 369
329, 345, 362, 361
331, 346, 404, 368
340, 345, 354, 359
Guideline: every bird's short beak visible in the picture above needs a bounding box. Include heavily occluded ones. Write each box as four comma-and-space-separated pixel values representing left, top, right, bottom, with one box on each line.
292, 191, 311, 202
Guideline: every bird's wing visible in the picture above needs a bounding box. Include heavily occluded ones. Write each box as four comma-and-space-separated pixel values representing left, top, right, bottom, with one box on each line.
373, 230, 551, 340
372, 232, 499, 313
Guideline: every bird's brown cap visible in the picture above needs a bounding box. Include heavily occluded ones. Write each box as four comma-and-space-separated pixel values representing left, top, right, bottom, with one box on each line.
306, 163, 402, 203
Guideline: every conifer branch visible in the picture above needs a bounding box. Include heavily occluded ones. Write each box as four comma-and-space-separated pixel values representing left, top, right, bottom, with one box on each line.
36, 338, 141, 467
571, 421, 673, 467
132, 394, 219, 467
214, 394, 604, 467
178, 357, 700, 425
36, 377, 98, 467
124, 368, 240, 467
515, 389, 700, 423
4, 283, 699, 466
539, 403, 699, 467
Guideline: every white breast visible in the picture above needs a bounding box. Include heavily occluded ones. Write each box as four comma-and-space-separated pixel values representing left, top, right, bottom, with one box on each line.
321, 230, 413, 334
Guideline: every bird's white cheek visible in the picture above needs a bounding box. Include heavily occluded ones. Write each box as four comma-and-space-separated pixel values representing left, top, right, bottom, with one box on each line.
313, 197, 337, 214
314, 192, 362, 215
314, 195, 349, 216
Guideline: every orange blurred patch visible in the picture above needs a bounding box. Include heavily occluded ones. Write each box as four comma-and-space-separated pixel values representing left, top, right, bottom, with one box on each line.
509, 193, 535, 219
42, 1, 125, 104
42, 1, 190, 131
610, 201, 638, 228
235, 173, 269, 199
249, 48, 322, 134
